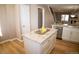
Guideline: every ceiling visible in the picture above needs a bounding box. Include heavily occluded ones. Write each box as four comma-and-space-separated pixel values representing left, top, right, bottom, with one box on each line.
48, 4, 79, 14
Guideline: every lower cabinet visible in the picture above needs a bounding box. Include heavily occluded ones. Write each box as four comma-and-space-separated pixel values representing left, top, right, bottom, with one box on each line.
23, 32, 57, 54
71, 31, 79, 42
62, 28, 71, 41
62, 27, 79, 43
41, 33, 56, 53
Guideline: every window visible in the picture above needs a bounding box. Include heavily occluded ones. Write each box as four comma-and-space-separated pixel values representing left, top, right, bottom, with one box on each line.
70, 15, 76, 18
61, 14, 69, 21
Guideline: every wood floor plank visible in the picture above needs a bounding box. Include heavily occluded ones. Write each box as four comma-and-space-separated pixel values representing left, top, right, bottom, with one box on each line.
13, 40, 24, 47
0, 40, 25, 54
51, 39, 79, 54
9, 41, 25, 54
0, 44, 5, 53
5, 41, 21, 54
0, 39, 79, 54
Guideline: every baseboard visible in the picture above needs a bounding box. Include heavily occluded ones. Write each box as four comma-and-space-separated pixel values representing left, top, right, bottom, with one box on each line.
62, 39, 79, 45
17, 38, 24, 42
0, 38, 23, 44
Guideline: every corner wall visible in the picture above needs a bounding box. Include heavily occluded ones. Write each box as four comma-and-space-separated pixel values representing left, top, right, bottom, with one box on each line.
0, 5, 17, 42
30, 4, 54, 31
37, 5, 54, 28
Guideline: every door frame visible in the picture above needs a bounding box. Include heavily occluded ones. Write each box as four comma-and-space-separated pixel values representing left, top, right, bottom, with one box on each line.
37, 7, 45, 27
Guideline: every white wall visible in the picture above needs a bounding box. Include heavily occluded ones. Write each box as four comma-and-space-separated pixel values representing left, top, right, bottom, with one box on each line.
30, 5, 38, 30
15, 5, 21, 39
44, 6, 54, 28
38, 5, 54, 28
0, 5, 17, 41
18, 4, 38, 33
30, 4, 54, 31
0, 4, 54, 42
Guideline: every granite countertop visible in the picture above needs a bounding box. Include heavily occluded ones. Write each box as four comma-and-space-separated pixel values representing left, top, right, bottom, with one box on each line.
23, 28, 57, 43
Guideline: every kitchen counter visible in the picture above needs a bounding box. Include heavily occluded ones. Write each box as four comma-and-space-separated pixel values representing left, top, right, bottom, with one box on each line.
52, 24, 79, 28
23, 28, 57, 43
23, 28, 57, 53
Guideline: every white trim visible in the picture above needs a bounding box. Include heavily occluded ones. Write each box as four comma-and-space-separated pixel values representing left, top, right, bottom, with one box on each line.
0, 38, 23, 44
17, 38, 24, 42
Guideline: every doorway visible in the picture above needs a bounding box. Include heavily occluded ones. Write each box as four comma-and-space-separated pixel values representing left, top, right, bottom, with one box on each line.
38, 8, 43, 28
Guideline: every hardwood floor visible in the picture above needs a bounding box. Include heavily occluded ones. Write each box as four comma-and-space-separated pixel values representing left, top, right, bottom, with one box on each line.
51, 39, 79, 54
0, 40, 25, 54
0, 39, 79, 54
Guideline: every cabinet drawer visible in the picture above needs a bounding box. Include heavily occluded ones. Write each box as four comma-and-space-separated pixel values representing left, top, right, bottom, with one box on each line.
42, 42, 51, 53
41, 35, 53, 48
42, 39, 55, 54
41, 33, 56, 53
41, 39, 49, 51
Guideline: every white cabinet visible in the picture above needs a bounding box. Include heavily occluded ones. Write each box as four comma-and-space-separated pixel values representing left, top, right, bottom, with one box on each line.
71, 31, 79, 42
62, 27, 79, 43
23, 29, 57, 54
41, 33, 56, 53
62, 28, 71, 41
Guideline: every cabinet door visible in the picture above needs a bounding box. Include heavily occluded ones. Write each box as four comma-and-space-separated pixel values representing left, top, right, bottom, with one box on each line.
24, 37, 42, 54
62, 29, 71, 41
71, 31, 79, 42
42, 32, 57, 54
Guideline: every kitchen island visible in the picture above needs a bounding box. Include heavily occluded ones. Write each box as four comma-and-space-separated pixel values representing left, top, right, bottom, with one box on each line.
23, 28, 57, 54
